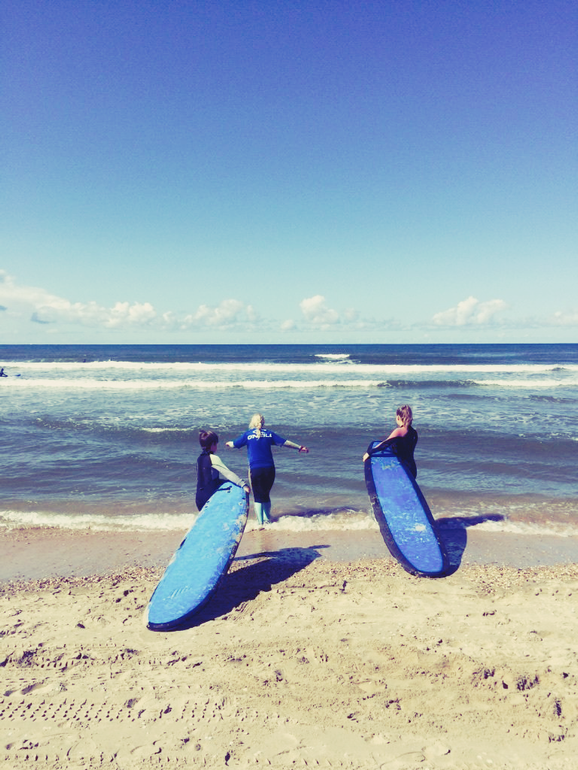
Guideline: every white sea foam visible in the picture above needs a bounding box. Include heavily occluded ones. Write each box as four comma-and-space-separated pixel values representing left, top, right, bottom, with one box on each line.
262, 510, 378, 532
7, 360, 578, 374
471, 518, 578, 537
4, 378, 390, 390
141, 427, 192, 433
5, 374, 578, 392
473, 379, 577, 389
0, 509, 195, 532
2, 507, 577, 538
314, 353, 352, 361
0, 507, 377, 533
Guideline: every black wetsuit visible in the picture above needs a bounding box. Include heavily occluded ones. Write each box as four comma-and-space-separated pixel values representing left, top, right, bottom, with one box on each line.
195, 450, 223, 511
390, 426, 418, 479
369, 426, 418, 479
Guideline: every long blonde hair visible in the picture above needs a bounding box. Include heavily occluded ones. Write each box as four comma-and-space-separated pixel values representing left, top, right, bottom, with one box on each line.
249, 413, 265, 437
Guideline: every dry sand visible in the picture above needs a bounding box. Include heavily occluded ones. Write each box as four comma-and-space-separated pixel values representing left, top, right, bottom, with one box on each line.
2, 527, 578, 769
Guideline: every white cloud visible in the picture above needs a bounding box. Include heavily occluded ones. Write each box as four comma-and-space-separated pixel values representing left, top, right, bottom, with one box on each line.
288, 296, 381, 331
30, 297, 157, 328
551, 310, 578, 326
107, 301, 157, 328
432, 296, 508, 326
0, 271, 266, 332
299, 295, 340, 326
246, 304, 259, 323
184, 299, 257, 329
11, 271, 573, 341
0, 271, 157, 329
0, 270, 66, 311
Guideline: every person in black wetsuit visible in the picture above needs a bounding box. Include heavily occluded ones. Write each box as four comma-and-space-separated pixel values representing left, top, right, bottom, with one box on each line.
196, 430, 250, 512
363, 404, 418, 478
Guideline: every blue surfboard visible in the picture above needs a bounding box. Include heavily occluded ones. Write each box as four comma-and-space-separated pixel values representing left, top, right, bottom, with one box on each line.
146, 483, 249, 630
365, 442, 449, 577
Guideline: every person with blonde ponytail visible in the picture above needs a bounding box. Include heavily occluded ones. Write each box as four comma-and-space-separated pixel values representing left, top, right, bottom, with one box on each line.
363, 404, 418, 479
226, 414, 309, 526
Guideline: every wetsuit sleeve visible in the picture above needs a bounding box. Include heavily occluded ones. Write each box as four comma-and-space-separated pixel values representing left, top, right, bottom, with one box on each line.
367, 438, 390, 455
232, 432, 248, 448
368, 426, 405, 455
210, 455, 246, 488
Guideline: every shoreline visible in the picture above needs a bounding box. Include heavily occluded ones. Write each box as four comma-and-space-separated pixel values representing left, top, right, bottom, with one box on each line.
2, 523, 578, 584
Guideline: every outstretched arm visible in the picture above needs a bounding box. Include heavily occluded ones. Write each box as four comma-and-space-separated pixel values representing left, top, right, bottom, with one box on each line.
210, 454, 250, 492
283, 440, 309, 453
225, 433, 247, 449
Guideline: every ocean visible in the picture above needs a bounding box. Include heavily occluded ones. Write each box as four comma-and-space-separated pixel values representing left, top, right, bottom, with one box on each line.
1, 343, 577, 543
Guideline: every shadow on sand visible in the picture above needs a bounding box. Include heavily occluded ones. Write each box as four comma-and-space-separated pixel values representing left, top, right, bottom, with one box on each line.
437, 514, 505, 575
176, 545, 329, 629
170, 514, 504, 629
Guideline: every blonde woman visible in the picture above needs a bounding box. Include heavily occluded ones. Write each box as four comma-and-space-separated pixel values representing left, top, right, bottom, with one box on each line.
363, 404, 418, 478
226, 414, 309, 525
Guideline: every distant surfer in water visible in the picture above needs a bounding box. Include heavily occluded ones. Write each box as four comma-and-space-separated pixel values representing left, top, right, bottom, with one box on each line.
0, 368, 7, 377
363, 404, 418, 478
196, 430, 250, 512
226, 413, 309, 526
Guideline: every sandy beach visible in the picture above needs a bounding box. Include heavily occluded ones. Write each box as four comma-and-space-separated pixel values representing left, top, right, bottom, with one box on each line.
2, 527, 578, 769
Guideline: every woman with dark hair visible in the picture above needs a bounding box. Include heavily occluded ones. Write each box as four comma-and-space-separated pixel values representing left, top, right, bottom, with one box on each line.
196, 430, 250, 512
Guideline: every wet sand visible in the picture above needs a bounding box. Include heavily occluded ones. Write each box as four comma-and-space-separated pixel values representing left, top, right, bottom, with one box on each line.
3, 523, 578, 584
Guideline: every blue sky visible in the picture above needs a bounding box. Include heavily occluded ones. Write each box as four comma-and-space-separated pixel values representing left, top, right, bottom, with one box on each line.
2, 0, 576, 344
